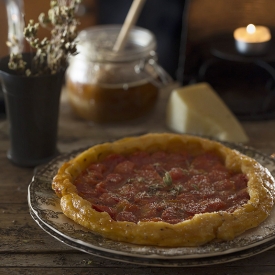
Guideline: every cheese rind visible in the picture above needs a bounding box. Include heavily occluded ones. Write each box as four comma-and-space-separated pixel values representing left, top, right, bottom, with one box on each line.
166, 83, 249, 143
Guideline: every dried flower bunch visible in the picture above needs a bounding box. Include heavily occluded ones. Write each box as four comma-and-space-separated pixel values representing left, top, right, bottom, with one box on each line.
7, 0, 82, 76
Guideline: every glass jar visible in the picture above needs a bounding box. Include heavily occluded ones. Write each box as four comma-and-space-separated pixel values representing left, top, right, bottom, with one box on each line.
65, 25, 172, 123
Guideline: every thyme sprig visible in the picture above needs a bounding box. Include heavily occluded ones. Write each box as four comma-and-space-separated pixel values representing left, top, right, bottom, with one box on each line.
163, 172, 173, 186
7, 0, 81, 76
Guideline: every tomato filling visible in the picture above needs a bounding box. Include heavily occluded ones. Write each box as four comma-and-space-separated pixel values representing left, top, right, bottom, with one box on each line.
74, 151, 249, 224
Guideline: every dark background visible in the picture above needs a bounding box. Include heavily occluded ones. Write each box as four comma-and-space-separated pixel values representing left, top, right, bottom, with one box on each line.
97, 0, 185, 80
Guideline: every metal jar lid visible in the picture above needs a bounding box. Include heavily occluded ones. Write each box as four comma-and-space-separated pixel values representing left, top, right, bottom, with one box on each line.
73, 24, 157, 62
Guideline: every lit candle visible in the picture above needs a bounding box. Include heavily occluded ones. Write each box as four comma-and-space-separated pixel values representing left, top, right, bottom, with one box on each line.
233, 24, 271, 55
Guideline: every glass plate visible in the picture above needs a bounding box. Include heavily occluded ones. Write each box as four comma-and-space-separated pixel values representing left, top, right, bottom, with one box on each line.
28, 141, 275, 266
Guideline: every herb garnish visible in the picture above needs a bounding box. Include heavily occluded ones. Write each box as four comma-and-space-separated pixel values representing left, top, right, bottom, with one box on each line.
192, 184, 199, 190
163, 172, 173, 186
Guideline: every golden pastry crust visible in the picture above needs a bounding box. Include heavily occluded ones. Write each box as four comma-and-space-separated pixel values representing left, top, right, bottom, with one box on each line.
52, 133, 275, 247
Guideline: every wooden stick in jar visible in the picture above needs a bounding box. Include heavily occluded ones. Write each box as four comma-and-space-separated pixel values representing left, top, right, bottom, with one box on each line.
112, 0, 146, 52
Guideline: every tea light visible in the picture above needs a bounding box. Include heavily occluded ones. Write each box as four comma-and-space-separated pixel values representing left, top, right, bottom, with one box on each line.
233, 24, 271, 55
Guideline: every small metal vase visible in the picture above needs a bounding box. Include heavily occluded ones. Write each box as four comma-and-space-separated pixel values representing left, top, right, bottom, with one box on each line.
0, 54, 64, 167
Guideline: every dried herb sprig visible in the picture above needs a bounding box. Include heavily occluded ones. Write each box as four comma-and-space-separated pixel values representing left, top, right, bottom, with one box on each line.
7, 0, 82, 76
163, 171, 173, 186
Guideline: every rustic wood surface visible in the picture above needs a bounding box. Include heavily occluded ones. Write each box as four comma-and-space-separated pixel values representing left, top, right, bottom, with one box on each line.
1, 85, 275, 275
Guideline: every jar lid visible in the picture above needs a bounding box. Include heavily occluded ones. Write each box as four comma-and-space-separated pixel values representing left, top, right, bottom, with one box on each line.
74, 25, 156, 62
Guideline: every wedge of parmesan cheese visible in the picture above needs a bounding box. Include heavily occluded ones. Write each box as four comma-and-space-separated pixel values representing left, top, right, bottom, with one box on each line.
166, 83, 249, 143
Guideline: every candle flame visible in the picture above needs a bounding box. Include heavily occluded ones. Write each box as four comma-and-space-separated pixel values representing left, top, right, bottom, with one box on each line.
246, 24, 256, 34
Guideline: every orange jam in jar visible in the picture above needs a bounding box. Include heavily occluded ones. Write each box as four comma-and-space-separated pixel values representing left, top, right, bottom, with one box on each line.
66, 25, 172, 123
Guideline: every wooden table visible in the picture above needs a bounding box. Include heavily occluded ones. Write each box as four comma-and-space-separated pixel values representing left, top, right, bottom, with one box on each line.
1, 86, 275, 275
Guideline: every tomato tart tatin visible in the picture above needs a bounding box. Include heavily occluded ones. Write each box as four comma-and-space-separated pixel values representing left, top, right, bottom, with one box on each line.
52, 133, 275, 247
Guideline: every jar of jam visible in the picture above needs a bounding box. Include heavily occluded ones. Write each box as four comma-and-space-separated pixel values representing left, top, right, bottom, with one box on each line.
65, 25, 172, 123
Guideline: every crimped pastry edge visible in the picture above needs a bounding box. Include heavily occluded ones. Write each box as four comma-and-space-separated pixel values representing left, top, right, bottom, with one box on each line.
52, 133, 275, 247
